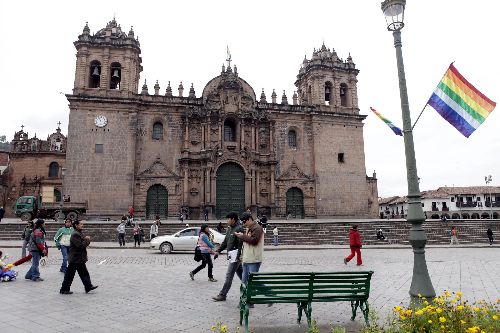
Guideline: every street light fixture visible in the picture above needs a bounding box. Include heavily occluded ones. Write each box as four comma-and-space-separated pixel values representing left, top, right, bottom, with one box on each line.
381, 0, 436, 300
485, 175, 492, 219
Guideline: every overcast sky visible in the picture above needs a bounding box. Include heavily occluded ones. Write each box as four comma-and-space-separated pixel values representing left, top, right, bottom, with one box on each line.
1, 0, 498, 197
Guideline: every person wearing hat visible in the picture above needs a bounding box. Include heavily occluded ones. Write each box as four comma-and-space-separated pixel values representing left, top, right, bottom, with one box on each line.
189, 224, 217, 282
25, 219, 47, 282
234, 212, 264, 285
212, 212, 244, 301
60, 220, 98, 294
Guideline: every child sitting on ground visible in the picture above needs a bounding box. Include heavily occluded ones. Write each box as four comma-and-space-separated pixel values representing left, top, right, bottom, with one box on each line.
0, 250, 19, 282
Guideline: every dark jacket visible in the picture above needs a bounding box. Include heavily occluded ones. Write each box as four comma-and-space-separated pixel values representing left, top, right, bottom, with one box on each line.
348, 229, 362, 248
68, 230, 90, 264
218, 222, 244, 258
487, 228, 493, 237
0, 207, 5, 219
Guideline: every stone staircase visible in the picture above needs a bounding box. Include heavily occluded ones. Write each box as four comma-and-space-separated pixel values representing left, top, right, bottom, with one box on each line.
0, 219, 498, 245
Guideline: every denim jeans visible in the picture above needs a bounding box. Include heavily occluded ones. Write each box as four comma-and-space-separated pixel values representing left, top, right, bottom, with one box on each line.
219, 261, 242, 297
25, 251, 41, 280
192, 253, 213, 279
273, 235, 279, 246
242, 262, 261, 285
21, 238, 29, 258
60, 245, 69, 272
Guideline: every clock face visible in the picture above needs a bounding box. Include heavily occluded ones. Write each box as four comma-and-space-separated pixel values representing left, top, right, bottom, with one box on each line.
94, 115, 108, 127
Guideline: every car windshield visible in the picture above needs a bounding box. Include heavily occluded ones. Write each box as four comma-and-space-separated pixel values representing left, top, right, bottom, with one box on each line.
178, 228, 198, 237
18, 197, 33, 204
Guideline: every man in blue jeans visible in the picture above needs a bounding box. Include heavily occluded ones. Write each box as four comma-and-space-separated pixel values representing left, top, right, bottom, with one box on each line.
235, 212, 264, 285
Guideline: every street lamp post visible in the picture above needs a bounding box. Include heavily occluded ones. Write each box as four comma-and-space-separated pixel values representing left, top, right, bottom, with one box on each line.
381, 0, 436, 300
485, 175, 492, 219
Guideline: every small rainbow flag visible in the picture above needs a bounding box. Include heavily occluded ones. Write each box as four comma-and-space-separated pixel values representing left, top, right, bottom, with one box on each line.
427, 63, 496, 138
370, 107, 403, 136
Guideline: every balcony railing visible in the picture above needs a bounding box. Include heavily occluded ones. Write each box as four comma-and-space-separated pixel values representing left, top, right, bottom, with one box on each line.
456, 201, 477, 208
485, 201, 500, 207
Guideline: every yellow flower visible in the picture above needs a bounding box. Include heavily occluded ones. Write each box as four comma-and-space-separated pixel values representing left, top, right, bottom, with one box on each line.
473, 307, 480, 312
415, 310, 424, 316
220, 325, 227, 333
440, 325, 445, 330
428, 320, 433, 324
439, 317, 446, 323
461, 320, 466, 325
493, 315, 498, 320
405, 309, 413, 316
211, 325, 216, 331
400, 315, 406, 320
436, 308, 443, 314
457, 305, 465, 311
457, 291, 463, 298
424, 300, 429, 305
445, 291, 451, 297
394, 306, 402, 312
418, 293, 422, 298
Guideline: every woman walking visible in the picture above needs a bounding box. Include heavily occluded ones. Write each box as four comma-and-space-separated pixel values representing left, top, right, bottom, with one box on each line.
25, 219, 47, 282
54, 218, 74, 273
133, 223, 141, 247
189, 224, 217, 282
150, 221, 158, 240
344, 225, 363, 266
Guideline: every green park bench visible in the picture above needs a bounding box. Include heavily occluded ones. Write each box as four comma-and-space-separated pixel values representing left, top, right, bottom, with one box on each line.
239, 271, 374, 333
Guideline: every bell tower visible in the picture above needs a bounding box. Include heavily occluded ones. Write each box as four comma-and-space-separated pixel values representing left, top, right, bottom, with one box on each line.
295, 43, 359, 113
73, 19, 142, 95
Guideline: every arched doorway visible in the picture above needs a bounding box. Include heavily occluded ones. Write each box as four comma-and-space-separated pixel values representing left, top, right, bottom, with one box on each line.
146, 184, 168, 219
286, 187, 304, 219
216, 162, 245, 218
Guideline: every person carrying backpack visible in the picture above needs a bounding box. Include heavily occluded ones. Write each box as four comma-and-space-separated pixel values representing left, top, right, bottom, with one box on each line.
25, 219, 47, 282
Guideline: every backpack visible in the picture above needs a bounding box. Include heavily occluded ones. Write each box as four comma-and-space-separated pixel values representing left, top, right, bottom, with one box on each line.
194, 246, 202, 262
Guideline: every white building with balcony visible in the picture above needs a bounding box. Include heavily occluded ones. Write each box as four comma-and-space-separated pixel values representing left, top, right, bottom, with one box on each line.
379, 186, 500, 219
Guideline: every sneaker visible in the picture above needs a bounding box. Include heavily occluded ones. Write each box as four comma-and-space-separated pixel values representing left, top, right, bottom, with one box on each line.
86, 285, 98, 293
189, 272, 194, 280
60, 290, 73, 295
208, 278, 218, 282
212, 295, 226, 302
343, 258, 347, 265
32, 277, 44, 282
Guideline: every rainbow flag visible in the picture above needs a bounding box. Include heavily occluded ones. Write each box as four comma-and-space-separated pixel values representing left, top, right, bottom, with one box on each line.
427, 63, 496, 138
370, 107, 403, 136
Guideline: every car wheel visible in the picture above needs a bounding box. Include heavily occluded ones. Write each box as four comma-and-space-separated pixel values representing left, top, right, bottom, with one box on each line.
20, 212, 32, 221
160, 242, 173, 254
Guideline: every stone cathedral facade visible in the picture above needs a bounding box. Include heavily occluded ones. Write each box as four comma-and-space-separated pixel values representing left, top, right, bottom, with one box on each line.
64, 19, 378, 219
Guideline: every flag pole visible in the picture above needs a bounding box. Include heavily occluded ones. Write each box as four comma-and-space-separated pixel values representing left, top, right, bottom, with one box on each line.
411, 62, 454, 131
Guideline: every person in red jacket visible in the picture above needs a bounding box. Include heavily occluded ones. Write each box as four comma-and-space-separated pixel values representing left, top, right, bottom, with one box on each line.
344, 225, 362, 266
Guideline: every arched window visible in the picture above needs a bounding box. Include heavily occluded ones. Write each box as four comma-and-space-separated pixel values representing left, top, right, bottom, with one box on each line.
110, 62, 121, 89
152, 122, 163, 140
324, 82, 332, 105
288, 129, 297, 148
224, 119, 236, 142
340, 83, 348, 107
89, 60, 101, 88
48, 162, 59, 178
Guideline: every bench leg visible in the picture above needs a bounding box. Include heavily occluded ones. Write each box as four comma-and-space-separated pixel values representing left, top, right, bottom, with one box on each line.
244, 305, 250, 333
360, 300, 370, 325
305, 302, 312, 327
350, 300, 360, 321
296, 302, 304, 324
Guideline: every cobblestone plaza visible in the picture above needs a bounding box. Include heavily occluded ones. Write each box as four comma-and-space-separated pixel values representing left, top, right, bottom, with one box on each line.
1, 246, 499, 332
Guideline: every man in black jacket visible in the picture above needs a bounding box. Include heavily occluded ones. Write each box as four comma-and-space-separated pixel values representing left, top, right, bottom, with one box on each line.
212, 212, 243, 301
60, 220, 98, 294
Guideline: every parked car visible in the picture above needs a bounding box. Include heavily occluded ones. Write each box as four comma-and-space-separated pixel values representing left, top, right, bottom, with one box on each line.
150, 227, 225, 254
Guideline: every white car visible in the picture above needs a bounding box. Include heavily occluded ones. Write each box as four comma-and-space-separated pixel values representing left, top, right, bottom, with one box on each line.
150, 227, 225, 254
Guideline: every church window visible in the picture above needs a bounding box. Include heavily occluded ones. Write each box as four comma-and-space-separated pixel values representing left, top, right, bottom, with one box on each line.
54, 189, 62, 203
324, 82, 332, 105
340, 83, 348, 107
49, 162, 59, 178
152, 122, 163, 140
338, 153, 345, 163
224, 119, 236, 142
288, 130, 297, 148
110, 62, 121, 89
89, 60, 101, 88
95, 144, 103, 153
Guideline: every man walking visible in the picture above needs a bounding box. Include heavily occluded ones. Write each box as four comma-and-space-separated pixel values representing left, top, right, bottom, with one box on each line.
25, 219, 47, 282
60, 220, 97, 294
117, 218, 126, 247
212, 212, 243, 302
487, 227, 494, 245
54, 218, 74, 273
235, 212, 264, 285
0, 206, 5, 222
344, 225, 363, 266
203, 207, 209, 221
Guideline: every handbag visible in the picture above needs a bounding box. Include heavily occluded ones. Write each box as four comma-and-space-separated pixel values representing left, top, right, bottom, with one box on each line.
194, 246, 202, 262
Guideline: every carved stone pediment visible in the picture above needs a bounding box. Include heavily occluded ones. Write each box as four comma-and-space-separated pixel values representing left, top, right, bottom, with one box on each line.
137, 159, 180, 179
277, 161, 312, 181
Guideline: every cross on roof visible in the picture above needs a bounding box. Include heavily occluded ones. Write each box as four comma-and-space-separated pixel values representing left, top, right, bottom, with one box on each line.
57, 121, 61, 128
21, 124, 24, 131
226, 46, 232, 68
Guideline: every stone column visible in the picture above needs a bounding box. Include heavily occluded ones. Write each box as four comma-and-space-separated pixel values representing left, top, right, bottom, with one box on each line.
219, 120, 222, 147
256, 169, 260, 205
270, 165, 276, 205
206, 168, 211, 204
211, 173, 216, 206
251, 123, 256, 151
183, 118, 189, 151
201, 123, 205, 150
239, 121, 243, 150
183, 168, 189, 204
251, 168, 256, 206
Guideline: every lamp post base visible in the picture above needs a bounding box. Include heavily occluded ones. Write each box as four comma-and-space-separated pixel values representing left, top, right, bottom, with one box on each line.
409, 224, 436, 300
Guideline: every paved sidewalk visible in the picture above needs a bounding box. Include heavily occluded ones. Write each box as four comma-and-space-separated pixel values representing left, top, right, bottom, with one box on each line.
1, 246, 499, 333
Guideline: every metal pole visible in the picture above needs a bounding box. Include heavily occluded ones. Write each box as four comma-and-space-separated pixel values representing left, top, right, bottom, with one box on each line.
392, 30, 436, 299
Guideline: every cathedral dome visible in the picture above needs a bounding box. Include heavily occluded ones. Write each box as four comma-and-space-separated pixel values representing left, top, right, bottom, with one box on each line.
202, 65, 256, 105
